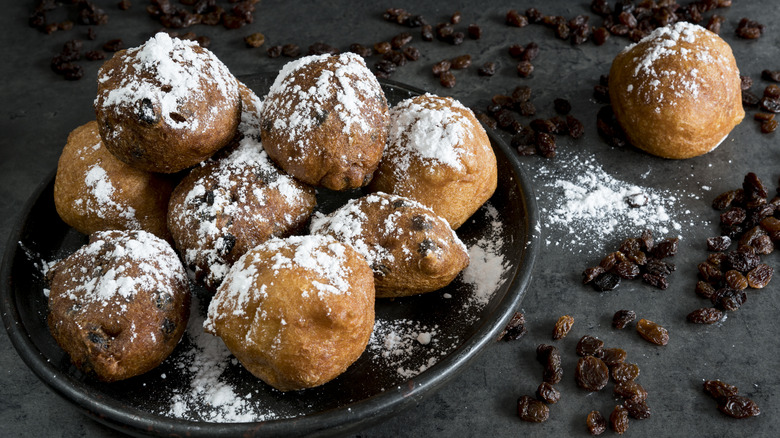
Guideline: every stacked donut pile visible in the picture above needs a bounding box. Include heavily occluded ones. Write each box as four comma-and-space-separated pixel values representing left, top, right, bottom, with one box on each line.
48, 32, 498, 390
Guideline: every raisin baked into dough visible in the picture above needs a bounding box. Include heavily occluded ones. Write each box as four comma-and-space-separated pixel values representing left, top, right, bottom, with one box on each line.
609, 22, 744, 159
259, 53, 389, 190
205, 235, 375, 392
95, 32, 241, 173
369, 94, 497, 229
54, 121, 174, 241
47, 230, 190, 382
311, 192, 469, 297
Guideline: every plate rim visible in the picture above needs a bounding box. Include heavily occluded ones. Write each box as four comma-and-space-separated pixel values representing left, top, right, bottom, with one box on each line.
0, 78, 540, 437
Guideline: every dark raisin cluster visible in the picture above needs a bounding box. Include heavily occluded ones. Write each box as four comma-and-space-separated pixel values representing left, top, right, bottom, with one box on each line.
703, 380, 761, 419
742, 73, 780, 134
688, 173, 777, 322
583, 230, 679, 292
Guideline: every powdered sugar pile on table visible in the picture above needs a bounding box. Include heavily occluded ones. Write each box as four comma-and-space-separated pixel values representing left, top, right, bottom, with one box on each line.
535, 150, 708, 253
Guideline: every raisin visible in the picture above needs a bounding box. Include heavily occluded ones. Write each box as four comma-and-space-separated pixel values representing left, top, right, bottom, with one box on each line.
698, 262, 723, 283
402, 46, 420, 61
600, 252, 626, 270
592, 273, 621, 291
640, 230, 654, 252
552, 315, 574, 340
267, 45, 282, 58
600, 347, 627, 366
704, 379, 739, 402
592, 26, 610, 45
281, 44, 300, 57
761, 119, 778, 133
612, 310, 636, 329
651, 237, 679, 258
695, 281, 717, 299
308, 42, 338, 56
743, 172, 769, 200
517, 395, 549, 422
508, 44, 525, 58
516, 61, 534, 77
707, 236, 731, 252
244, 32, 265, 48
374, 41, 392, 54
536, 382, 561, 404
537, 344, 563, 385
746, 263, 773, 288
743, 90, 760, 107
432, 59, 451, 76
718, 395, 761, 419
716, 288, 747, 311
765, 85, 780, 99
421, 24, 434, 41
593, 85, 610, 103
477, 62, 496, 76
439, 70, 456, 87
624, 398, 651, 420
707, 14, 725, 34
612, 363, 640, 383
103, 39, 124, 52
391, 32, 412, 49
713, 190, 740, 210
636, 319, 668, 346
724, 248, 760, 273
736, 18, 764, 39
741, 75, 754, 90
609, 405, 629, 434
576, 335, 604, 357
760, 97, 780, 113
642, 273, 669, 289
498, 312, 527, 341
591, 0, 611, 16
567, 115, 585, 138
512, 85, 532, 102
451, 54, 471, 69
506, 9, 529, 27
586, 410, 607, 435
521, 42, 539, 62
535, 132, 556, 158
687, 307, 723, 324
576, 356, 610, 391
724, 270, 748, 290
763, 69, 780, 83
614, 381, 648, 401
467, 24, 481, 39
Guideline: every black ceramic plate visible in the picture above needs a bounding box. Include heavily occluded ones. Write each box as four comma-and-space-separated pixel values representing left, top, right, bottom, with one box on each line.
1, 76, 539, 437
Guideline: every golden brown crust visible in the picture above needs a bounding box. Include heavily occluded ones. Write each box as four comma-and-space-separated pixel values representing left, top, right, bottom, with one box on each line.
369, 94, 497, 229
311, 192, 469, 297
205, 235, 375, 391
167, 137, 317, 291
259, 53, 389, 190
54, 121, 173, 241
46, 230, 190, 382
95, 33, 241, 173
609, 22, 744, 159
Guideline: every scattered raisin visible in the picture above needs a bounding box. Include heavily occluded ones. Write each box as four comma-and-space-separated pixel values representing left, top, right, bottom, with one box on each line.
537, 344, 563, 384
735, 18, 764, 39
592, 272, 621, 291
478, 61, 496, 76
517, 395, 550, 422
506, 9, 529, 27
624, 398, 651, 420
762, 69, 780, 83
516, 60, 534, 77
704, 379, 739, 402
439, 71, 456, 88
536, 382, 561, 404
576, 335, 604, 357
746, 263, 773, 288
575, 356, 610, 391
636, 319, 668, 346
467, 23, 481, 39
718, 395, 761, 419
244, 32, 265, 48
498, 312, 527, 341
609, 405, 629, 434
600, 347, 627, 366
687, 307, 723, 324
612, 363, 640, 383
451, 54, 471, 69
612, 310, 636, 329
586, 410, 607, 436
614, 381, 648, 401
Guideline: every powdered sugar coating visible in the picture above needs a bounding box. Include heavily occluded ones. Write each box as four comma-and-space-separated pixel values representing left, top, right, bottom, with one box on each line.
56, 230, 187, 304
97, 32, 238, 132
204, 235, 358, 332
264, 52, 382, 139
386, 93, 474, 173
621, 22, 736, 106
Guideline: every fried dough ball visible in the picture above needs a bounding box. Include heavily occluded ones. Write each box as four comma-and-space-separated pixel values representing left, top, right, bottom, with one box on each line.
369, 94, 497, 229
205, 235, 375, 391
46, 230, 190, 382
609, 22, 744, 159
259, 53, 389, 190
311, 192, 469, 297
54, 120, 173, 241
95, 32, 241, 173
167, 136, 316, 291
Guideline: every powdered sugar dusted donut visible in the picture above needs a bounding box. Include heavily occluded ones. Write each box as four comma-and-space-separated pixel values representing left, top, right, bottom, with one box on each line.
204, 234, 375, 391
369, 94, 497, 229
95, 32, 241, 173
46, 229, 190, 382
609, 22, 744, 159
54, 120, 174, 241
259, 53, 389, 190
167, 135, 316, 291
310, 192, 469, 297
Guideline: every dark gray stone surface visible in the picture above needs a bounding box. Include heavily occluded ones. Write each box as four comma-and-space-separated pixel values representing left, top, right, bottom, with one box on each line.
1, 1, 778, 437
